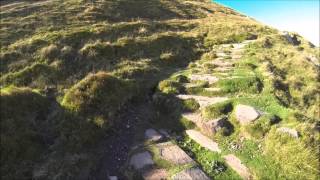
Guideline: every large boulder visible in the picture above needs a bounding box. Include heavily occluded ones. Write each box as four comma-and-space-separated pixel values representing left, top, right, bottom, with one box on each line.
235, 104, 260, 125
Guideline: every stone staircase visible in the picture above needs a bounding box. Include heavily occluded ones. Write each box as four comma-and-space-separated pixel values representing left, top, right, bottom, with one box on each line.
126, 40, 256, 180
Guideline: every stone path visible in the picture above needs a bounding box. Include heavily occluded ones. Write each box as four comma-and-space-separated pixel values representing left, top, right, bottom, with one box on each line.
204, 87, 221, 92
176, 94, 228, 109
128, 40, 258, 179
186, 130, 221, 152
172, 167, 210, 180
142, 168, 168, 180
223, 154, 252, 180
189, 74, 219, 84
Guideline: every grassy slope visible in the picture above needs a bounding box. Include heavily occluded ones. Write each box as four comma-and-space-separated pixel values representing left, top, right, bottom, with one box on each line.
0, 0, 319, 179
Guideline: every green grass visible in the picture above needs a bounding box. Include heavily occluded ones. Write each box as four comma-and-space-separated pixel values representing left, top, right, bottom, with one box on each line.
1, 0, 319, 179
202, 101, 233, 120
178, 137, 242, 180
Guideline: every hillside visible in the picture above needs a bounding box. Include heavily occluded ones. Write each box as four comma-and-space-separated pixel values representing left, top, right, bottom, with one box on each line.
0, 0, 319, 179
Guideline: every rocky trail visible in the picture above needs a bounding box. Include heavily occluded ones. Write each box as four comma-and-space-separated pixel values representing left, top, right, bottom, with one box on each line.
101, 39, 300, 180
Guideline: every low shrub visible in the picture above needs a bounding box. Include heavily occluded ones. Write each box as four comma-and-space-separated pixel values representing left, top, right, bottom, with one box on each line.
158, 80, 185, 94
172, 74, 189, 83
244, 115, 275, 139
182, 98, 200, 112
62, 72, 135, 121
40, 44, 60, 60
0, 87, 50, 179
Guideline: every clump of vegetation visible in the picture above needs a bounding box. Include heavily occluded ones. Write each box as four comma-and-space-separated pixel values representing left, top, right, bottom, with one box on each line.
0, 87, 50, 180
182, 98, 200, 112
264, 128, 320, 180
244, 115, 278, 139
40, 44, 60, 60
172, 74, 189, 83
62, 72, 135, 120
202, 101, 233, 119
158, 79, 185, 94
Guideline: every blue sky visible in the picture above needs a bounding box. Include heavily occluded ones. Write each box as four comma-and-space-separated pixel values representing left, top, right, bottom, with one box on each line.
214, 0, 320, 46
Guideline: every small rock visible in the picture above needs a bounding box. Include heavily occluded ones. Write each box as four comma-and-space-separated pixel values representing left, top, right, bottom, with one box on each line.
145, 129, 163, 142
130, 151, 154, 170
306, 55, 320, 66
173, 167, 210, 180
281, 31, 301, 45
199, 117, 228, 136
277, 127, 299, 138
142, 168, 168, 180
235, 104, 260, 125
109, 176, 118, 180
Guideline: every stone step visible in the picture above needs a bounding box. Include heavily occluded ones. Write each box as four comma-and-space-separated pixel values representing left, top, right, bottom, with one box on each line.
172, 167, 210, 180
142, 168, 168, 180
214, 66, 233, 72
189, 74, 219, 84
130, 151, 154, 170
176, 95, 228, 109
186, 130, 221, 153
204, 87, 221, 92
182, 112, 202, 124
223, 154, 252, 180
155, 142, 195, 165
210, 60, 234, 67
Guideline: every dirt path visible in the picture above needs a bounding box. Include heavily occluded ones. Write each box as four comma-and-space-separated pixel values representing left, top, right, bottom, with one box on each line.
94, 99, 154, 180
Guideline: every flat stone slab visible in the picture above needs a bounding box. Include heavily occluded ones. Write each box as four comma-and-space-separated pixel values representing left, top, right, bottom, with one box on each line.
176, 95, 228, 109
214, 66, 233, 72
130, 151, 154, 170
235, 104, 260, 125
142, 168, 168, 180
223, 154, 252, 180
277, 127, 299, 138
204, 87, 221, 92
156, 142, 194, 165
189, 74, 219, 84
172, 167, 210, 180
211, 60, 234, 67
182, 112, 202, 123
186, 130, 221, 153
216, 52, 229, 57
145, 128, 163, 142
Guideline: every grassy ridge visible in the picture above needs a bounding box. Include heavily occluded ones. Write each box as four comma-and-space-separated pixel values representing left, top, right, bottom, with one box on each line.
0, 0, 319, 179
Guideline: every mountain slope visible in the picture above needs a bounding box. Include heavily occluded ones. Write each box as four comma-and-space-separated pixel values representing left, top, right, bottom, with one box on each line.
0, 0, 319, 179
